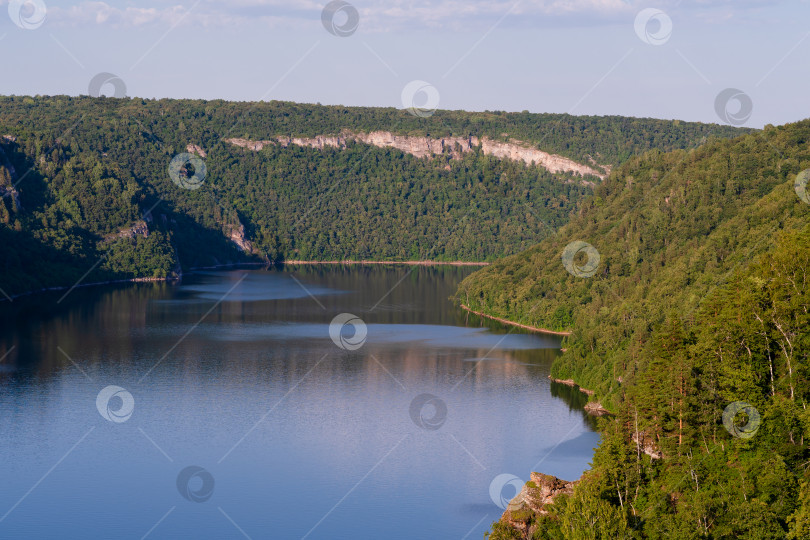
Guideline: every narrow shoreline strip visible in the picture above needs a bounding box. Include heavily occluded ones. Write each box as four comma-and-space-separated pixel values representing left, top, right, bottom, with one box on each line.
283, 260, 489, 266
0, 260, 490, 302
460, 304, 572, 336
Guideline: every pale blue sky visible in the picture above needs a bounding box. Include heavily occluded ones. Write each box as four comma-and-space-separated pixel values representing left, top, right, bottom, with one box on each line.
1, 0, 808, 127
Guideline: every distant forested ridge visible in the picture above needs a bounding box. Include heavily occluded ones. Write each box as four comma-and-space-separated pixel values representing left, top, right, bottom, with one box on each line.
462, 120, 810, 538
0, 95, 747, 298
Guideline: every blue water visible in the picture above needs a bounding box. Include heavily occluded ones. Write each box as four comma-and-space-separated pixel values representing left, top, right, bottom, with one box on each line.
0, 266, 598, 539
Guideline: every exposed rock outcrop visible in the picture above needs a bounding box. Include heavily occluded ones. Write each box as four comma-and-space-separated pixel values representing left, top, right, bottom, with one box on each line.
548, 375, 595, 396
225, 131, 605, 181
227, 222, 254, 254
584, 401, 611, 416
0, 141, 23, 211
104, 220, 149, 242
186, 144, 207, 157
548, 376, 595, 396
548, 376, 613, 416
501, 472, 576, 538
0, 185, 21, 212
632, 431, 662, 460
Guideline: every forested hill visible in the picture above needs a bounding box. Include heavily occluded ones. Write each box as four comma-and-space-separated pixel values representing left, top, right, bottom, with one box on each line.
0, 95, 747, 299
460, 120, 810, 538
0, 96, 748, 167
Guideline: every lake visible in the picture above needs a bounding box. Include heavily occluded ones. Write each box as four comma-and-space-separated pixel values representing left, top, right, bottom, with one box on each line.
0, 266, 599, 539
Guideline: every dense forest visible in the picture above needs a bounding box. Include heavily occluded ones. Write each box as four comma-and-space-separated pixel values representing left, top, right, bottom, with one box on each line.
0, 96, 746, 299
461, 120, 810, 538
1, 95, 804, 537
0, 96, 748, 166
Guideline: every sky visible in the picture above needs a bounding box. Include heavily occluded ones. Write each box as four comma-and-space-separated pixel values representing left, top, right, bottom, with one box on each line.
0, 0, 808, 128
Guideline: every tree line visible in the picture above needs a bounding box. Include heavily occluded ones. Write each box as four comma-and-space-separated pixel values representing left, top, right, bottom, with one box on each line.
467, 120, 810, 538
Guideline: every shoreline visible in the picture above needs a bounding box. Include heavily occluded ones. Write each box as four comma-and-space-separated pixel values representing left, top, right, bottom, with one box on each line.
283, 260, 489, 266
460, 304, 572, 336
2, 275, 175, 303
1, 259, 491, 303
548, 376, 612, 416
461, 304, 612, 417
547, 376, 595, 395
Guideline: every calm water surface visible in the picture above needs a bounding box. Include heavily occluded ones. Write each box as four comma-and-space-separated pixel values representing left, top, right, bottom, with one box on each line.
0, 266, 598, 539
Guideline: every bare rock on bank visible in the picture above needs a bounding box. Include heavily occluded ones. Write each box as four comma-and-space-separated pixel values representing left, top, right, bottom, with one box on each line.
501, 472, 576, 538
584, 401, 611, 416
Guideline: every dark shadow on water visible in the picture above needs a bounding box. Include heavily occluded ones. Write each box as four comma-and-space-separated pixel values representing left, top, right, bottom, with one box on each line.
550, 380, 600, 430
0, 265, 601, 540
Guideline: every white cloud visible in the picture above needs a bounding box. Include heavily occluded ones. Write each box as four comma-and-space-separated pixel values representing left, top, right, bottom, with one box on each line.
18, 0, 788, 30
45, 2, 195, 27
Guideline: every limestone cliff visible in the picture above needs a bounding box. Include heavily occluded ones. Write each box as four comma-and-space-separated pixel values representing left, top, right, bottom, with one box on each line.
224, 131, 605, 181
227, 222, 255, 254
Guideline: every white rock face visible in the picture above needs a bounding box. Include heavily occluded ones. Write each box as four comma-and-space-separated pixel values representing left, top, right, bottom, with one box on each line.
186, 144, 207, 158
225, 131, 605, 180
227, 223, 254, 254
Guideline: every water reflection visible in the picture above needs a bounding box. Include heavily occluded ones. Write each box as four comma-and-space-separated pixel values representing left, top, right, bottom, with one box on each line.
0, 265, 597, 540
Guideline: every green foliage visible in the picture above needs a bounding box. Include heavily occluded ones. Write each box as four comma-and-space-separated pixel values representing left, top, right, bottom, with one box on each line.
103, 232, 177, 278
548, 493, 629, 539
0, 95, 743, 298
787, 480, 810, 539
458, 120, 810, 409
0, 96, 748, 167
485, 521, 524, 540
472, 121, 810, 538
211, 143, 590, 261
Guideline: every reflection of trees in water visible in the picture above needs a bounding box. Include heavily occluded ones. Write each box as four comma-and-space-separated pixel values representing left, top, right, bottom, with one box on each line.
495, 347, 599, 429
0, 282, 173, 380
0, 266, 571, 407
251, 264, 478, 326
550, 380, 600, 430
